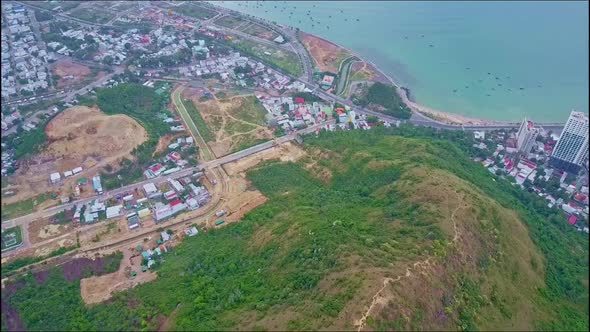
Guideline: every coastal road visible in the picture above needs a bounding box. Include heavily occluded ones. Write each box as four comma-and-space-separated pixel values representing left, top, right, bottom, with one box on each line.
217, 7, 566, 132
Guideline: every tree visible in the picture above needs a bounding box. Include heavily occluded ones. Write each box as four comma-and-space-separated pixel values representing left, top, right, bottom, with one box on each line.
102, 55, 114, 66
366, 115, 379, 124
84, 34, 95, 44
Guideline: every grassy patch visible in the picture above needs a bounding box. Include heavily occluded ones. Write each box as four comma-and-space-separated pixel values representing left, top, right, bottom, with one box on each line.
224, 120, 256, 135
226, 96, 268, 126
241, 22, 279, 40
231, 137, 269, 154
182, 99, 214, 142
1, 226, 23, 251
171, 3, 218, 20
214, 15, 246, 29
1, 193, 51, 220
69, 7, 114, 24
231, 39, 302, 77
1, 244, 79, 278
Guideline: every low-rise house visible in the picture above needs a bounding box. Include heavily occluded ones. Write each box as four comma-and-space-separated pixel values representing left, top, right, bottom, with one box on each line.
50, 172, 61, 184
106, 205, 123, 219
143, 182, 158, 195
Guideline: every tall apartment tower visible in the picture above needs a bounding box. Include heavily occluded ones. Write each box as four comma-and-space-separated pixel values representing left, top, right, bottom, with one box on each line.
516, 118, 539, 154
551, 110, 589, 173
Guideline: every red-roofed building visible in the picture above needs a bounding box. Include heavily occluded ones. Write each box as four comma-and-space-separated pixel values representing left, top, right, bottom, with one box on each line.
168, 151, 181, 161
150, 164, 164, 175
568, 215, 578, 225
294, 97, 304, 104
170, 199, 183, 207
574, 194, 588, 203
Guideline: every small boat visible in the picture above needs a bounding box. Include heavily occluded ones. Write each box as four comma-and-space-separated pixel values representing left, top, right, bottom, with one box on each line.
453, 89, 457, 93
429, 44, 434, 47
519, 87, 524, 90
487, 72, 491, 75
486, 94, 491, 96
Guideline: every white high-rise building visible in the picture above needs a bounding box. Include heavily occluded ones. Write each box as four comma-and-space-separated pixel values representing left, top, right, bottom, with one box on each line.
551, 111, 589, 173
516, 118, 539, 154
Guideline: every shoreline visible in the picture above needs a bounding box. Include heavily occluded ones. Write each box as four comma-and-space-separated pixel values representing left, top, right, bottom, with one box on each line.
298, 32, 502, 126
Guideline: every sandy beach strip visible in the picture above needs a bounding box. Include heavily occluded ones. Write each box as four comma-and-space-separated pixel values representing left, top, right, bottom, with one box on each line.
301, 31, 499, 126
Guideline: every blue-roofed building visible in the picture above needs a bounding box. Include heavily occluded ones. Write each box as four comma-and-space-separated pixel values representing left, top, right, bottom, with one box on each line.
92, 175, 103, 194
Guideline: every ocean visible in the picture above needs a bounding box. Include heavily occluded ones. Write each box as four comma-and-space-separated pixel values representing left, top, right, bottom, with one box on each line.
213, 1, 589, 123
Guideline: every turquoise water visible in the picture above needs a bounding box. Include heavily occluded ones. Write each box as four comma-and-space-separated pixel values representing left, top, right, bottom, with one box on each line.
214, 1, 588, 122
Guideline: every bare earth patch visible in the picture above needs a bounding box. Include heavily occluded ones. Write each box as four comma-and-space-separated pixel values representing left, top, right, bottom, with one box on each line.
80, 248, 157, 305
300, 32, 351, 73
187, 93, 274, 157
4, 106, 147, 205
51, 58, 91, 88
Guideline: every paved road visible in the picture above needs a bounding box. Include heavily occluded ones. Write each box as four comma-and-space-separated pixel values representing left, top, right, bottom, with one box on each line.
1, 121, 329, 228
2, 67, 125, 137
172, 87, 215, 161
217, 9, 566, 132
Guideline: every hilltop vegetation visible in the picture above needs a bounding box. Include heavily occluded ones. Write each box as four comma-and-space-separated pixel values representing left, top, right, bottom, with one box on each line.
1, 126, 587, 331
95, 83, 172, 188
354, 82, 412, 119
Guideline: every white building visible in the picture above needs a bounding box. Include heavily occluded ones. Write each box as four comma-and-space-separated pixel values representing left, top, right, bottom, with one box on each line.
106, 205, 123, 219
143, 182, 158, 195
50, 172, 61, 184
516, 118, 539, 154
551, 111, 589, 173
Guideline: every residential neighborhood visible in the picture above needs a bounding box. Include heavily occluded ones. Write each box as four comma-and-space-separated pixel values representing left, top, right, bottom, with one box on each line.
474, 111, 589, 233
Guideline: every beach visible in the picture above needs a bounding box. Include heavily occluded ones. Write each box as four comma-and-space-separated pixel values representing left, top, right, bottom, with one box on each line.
215, 1, 588, 123
300, 30, 496, 126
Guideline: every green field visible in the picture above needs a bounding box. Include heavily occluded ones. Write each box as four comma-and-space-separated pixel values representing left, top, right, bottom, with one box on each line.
181, 98, 214, 143
1, 193, 51, 220
214, 15, 247, 29
227, 96, 268, 126
241, 22, 280, 41
232, 39, 302, 77
335, 56, 359, 96
172, 89, 213, 161
1, 226, 23, 251
69, 7, 114, 24
171, 3, 218, 20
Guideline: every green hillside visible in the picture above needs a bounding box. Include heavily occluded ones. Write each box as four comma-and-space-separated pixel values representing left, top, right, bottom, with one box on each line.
2, 126, 588, 331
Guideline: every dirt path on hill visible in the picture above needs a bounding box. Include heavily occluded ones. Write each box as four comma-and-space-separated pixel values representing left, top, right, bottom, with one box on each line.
355, 185, 464, 331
